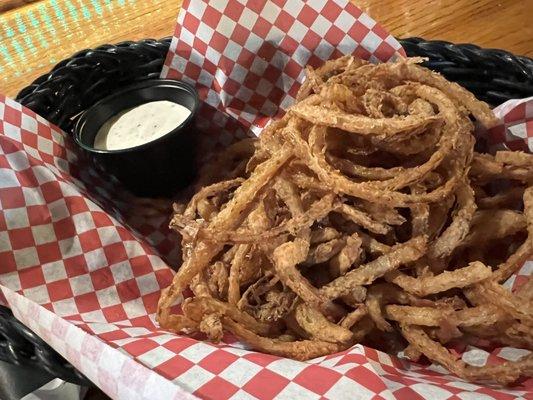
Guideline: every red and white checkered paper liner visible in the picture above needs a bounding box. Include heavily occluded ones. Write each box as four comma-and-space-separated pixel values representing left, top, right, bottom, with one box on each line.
160, 0, 405, 142
1, 0, 533, 398
485, 96, 533, 152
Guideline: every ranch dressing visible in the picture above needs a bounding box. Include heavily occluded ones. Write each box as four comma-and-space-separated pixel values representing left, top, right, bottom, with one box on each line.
93, 100, 191, 150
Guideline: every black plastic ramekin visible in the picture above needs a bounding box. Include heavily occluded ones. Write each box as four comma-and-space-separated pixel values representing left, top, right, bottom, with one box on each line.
74, 79, 199, 197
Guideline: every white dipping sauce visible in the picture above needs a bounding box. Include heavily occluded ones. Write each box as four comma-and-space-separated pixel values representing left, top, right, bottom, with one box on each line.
93, 100, 191, 150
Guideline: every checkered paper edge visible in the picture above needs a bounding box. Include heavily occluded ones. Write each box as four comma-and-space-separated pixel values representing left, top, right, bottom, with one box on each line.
1, 94, 532, 399
485, 96, 533, 151
0, 285, 198, 400
160, 0, 404, 138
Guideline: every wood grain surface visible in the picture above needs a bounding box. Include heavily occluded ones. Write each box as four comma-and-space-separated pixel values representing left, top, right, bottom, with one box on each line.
0, 0, 40, 13
0, 0, 532, 98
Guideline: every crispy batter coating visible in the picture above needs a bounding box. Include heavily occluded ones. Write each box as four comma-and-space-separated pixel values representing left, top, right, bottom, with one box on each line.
158, 57, 533, 385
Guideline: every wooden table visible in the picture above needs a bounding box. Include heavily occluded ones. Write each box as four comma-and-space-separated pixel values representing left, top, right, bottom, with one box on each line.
1, 0, 531, 98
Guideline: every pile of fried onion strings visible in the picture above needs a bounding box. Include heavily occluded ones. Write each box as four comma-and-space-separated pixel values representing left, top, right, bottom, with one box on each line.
158, 56, 533, 385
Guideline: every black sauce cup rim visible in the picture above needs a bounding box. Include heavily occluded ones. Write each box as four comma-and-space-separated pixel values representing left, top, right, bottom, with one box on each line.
73, 79, 199, 155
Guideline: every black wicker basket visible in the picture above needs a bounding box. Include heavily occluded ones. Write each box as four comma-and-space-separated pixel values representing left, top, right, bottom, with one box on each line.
2, 37, 532, 386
